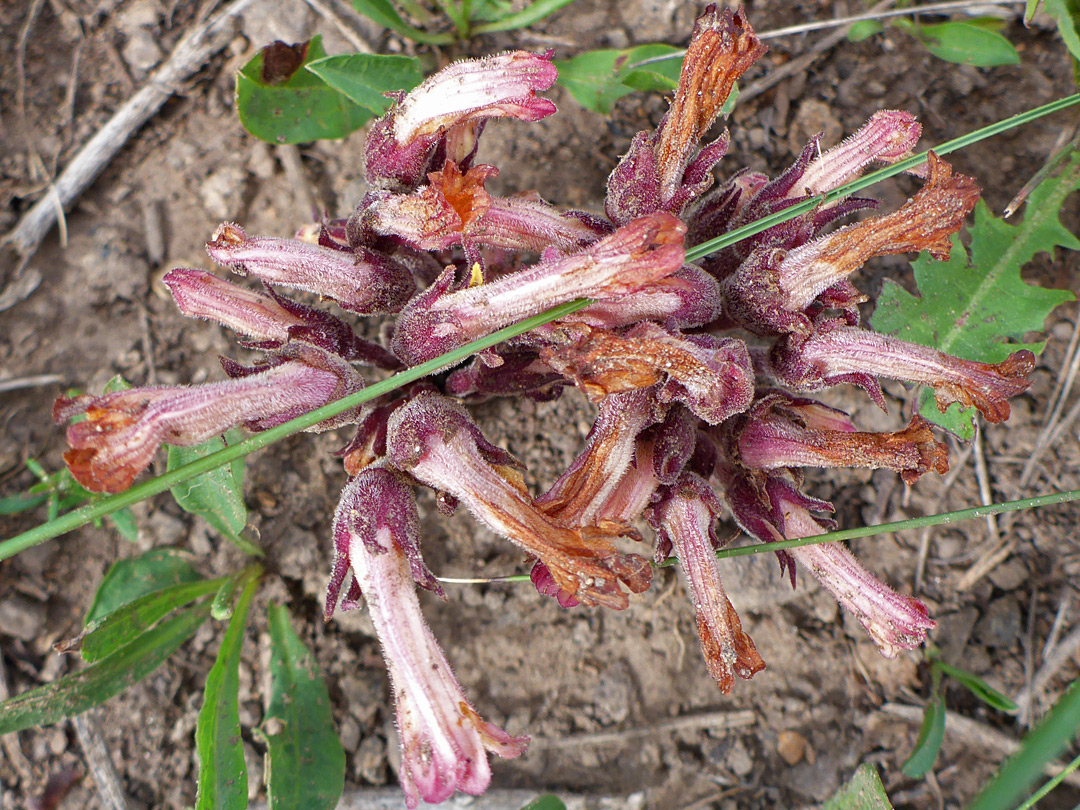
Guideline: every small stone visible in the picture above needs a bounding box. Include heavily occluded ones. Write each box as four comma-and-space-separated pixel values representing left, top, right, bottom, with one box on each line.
199, 166, 248, 220
988, 558, 1030, 592
726, 738, 754, 776
788, 98, 843, 156
936, 607, 978, 665
244, 742, 262, 801
974, 596, 1022, 649
776, 730, 808, 765
340, 714, 361, 753
0, 595, 46, 641
122, 29, 164, 74
48, 727, 67, 756
356, 735, 387, 784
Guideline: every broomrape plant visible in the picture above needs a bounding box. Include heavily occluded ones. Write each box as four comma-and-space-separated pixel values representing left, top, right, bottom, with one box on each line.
50, 6, 1054, 806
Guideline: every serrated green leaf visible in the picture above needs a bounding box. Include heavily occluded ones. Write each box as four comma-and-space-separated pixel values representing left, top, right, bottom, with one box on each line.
1043, 0, 1080, 62
255, 603, 345, 810
85, 547, 203, 626
911, 20, 1020, 67
969, 679, 1080, 810
236, 36, 374, 144
0, 601, 211, 734
81, 577, 227, 663
901, 693, 947, 779
554, 44, 683, 114
936, 662, 1019, 712
169, 431, 256, 555
848, 20, 884, 42
521, 796, 568, 810
195, 568, 260, 810
106, 506, 140, 542
350, 0, 453, 43
304, 54, 423, 116
871, 151, 1079, 439
823, 763, 895, 810
473, 0, 577, 33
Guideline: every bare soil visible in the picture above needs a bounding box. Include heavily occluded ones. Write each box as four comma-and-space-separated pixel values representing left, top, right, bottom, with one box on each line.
3, 1, 1080, 809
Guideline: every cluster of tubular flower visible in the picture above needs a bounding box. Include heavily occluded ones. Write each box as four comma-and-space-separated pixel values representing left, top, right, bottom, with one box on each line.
55, 6, 1038, 807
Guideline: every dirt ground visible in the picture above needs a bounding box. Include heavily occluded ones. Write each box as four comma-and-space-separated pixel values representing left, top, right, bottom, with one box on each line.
3, 0, 1080, 808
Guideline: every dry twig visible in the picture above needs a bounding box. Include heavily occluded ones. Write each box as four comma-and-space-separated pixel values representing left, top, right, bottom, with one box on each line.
530, 710, 756, 749
71, 711, 131, 810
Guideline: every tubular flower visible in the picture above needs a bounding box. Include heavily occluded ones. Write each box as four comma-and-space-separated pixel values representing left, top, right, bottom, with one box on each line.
332, 468, 527, 807
386, 392, 651, 608
391, 212, 687, 366
649, 472, 765, 692
205, 223, 417, 314
365, 50, 558, 191
54, 353, 363, 493
735, 397, 949, 485
778, 497, 936, 658
768, 323, 1036, 422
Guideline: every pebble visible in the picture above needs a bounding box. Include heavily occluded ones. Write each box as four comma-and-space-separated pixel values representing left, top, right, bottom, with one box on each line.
776, 730, 808, 765
0, 595, 47, 642
974, 595, 1022, 649
356, 735, 387, 784
726, 738, 754, 776
988, 558, 1030, 592
936, 607, 978, 664
340, 714, 361, 753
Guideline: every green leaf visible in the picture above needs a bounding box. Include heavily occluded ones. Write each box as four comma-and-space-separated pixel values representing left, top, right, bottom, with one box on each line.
848, 19, 884, 42
823, 763, 895, 810
622, 53, 684, 93
910, 20, 1021, 67
236, 36, 374, 144
554, 44, 684, 114
304, 54, 423, 116
195, 568, 261, 810
169, 430, 258, 555
85, 547, 203, 626
870, 151, 1079, 439
80, 577, 227, 663
936, 662, 1019, 712
1043, 0, 1080, 62
0, 490, 49, 515
472, 0, 577, 34
106, 506, 140, 542
350, 0, 454, 44
521, 796, 568, 810
1026, 0, 1043, 23
968, 679, 1080, 810
0, 601, 211, 734
255, 603, 345, 810
901, 693, 947, 779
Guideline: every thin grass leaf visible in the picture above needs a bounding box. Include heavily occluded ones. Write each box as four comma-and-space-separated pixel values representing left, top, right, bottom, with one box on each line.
0, 601, 211, 735
937, 662, 1019, 713
0, 490, 49, 515
85, 547, 203, 626
77, 577, 229, 663
1041, 0, 1080, 63
472, 0, 577, 33
304, 54, 424, 116
350, 0, 454, 44
195, 567, 261, 810
902, 692, 947, 779
871, 150, 1079, 439
255, 603, 345, 810
968, 679, 1080, 810
823, 763, 895, 810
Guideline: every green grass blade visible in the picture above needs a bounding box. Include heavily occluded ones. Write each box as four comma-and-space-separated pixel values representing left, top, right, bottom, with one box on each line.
195, 566, 261, 810
936, 662, 1019, 713
255, 603, 345, 810
967, 679, 1080, 810
472, 0, 578, 33
0, 600, 211, 735
902, 693, 947, 779
823, 763, 895, 809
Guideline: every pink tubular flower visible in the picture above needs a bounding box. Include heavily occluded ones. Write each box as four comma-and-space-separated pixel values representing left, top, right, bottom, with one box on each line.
649, 472, 765, 692
365, 50, 558, 190
386, 392, 651, 608
391, 212, 687, 366
331, 467, 527, 807
542, 322, 755, 425
363, 161, 600, 256
735, 400, 949, 485
769, 324, 1036, 423
205, 223, 416, 314
790, 110, 922, 197
778, 497, 936, 658
55, 352, 363, 493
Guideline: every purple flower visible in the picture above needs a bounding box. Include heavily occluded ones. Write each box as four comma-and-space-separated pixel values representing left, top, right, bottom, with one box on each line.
391, 212, 687, 366
385, 391, 651, 608
205, 223, 416, 314
649, 472, 765, 692
364, 50, 558, 191
55, 351, 363, 493
331, 467, 527, 807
